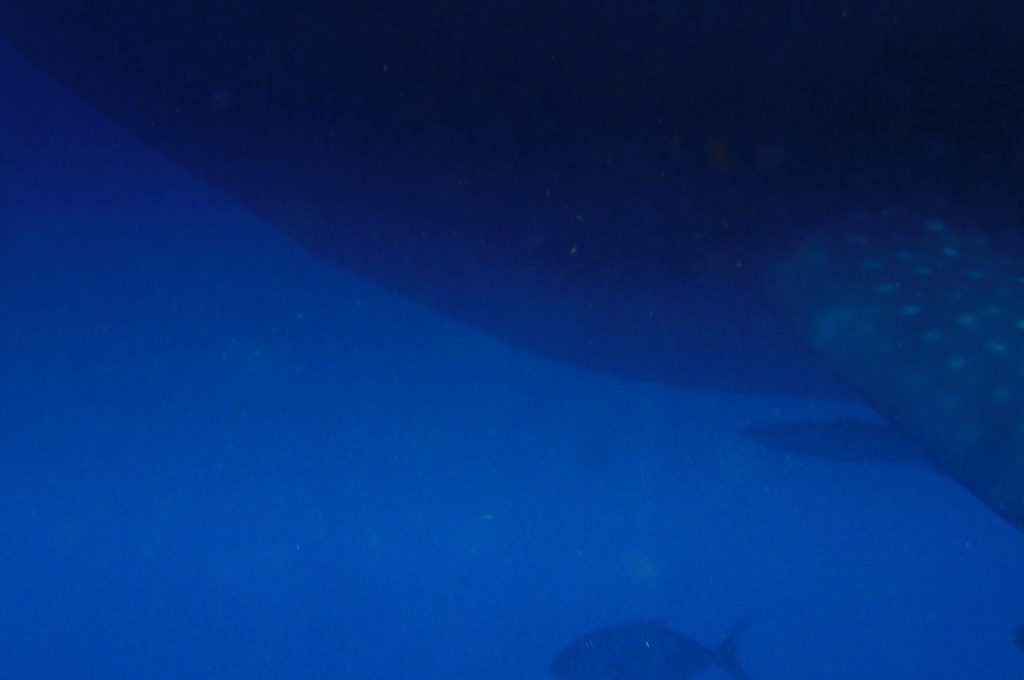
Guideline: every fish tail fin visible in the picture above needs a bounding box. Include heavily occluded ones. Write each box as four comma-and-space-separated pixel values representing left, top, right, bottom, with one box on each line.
714, 617, 753, 680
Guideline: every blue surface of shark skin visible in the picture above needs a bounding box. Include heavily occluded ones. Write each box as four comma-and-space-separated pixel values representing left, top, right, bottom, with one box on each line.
758, 211, 1024, 533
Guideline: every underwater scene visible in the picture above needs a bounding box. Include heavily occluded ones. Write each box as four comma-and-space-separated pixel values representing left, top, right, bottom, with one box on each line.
1, 3, 1023, 678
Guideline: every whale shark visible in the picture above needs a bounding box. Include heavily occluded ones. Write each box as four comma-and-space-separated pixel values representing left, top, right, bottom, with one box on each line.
2, 0, 1022, 655
1, 0, 1021, 535
1, 0, 1021, 533
757, 210, 1024, 533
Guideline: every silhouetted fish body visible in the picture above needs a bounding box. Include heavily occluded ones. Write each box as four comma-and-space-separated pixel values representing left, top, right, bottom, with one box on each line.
740, 418, 938, 470
551, 619, 750, 679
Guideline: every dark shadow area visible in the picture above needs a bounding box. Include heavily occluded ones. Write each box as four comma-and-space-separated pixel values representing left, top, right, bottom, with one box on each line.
4, 2, 1023, 398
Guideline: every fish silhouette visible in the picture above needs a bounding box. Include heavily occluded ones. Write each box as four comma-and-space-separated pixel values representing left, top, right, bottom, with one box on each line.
551, 618, 751, 679
740, 418, 938, 471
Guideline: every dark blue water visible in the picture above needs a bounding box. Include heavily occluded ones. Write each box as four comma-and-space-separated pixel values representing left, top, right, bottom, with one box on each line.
1, 31, 1023, 680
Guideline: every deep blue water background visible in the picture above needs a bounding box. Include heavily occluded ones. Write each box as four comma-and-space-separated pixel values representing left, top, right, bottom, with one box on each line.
2, 34, 1023, 680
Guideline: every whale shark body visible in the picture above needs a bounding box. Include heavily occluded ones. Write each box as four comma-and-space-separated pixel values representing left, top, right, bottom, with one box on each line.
1, 1, 1022, 658
758, 211, 1024, 532
1, 2, 1020, 544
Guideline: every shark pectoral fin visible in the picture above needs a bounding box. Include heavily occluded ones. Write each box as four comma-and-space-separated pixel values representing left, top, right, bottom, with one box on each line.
756, 210, 1024, 532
